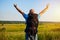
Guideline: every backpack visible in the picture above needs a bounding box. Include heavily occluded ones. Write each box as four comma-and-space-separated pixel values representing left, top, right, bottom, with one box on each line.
25, 13, 39, 36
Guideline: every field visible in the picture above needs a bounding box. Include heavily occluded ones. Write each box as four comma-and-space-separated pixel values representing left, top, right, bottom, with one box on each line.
0, 22, 60, 40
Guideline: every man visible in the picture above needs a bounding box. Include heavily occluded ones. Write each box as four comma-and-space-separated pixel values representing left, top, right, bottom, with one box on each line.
14, 4, 49, 40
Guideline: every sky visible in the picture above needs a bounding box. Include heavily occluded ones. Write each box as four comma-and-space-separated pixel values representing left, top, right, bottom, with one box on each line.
0, 0, 60, 22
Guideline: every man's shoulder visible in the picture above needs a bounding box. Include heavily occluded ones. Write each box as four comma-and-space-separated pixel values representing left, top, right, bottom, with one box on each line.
23, 13, 28, 16
23, 13, 28, 20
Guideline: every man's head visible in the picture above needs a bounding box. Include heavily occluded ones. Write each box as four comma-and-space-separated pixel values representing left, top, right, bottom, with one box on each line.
29, 9, 35, 14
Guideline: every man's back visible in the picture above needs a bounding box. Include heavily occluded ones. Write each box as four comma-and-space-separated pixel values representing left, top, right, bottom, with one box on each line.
25, 13, 39, 36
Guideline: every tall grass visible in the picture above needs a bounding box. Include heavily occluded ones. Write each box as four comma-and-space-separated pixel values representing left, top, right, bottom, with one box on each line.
0, 31, 60, 40
0, 23, 60, 40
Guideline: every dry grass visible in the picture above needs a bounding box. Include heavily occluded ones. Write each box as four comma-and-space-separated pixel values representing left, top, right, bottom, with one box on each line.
0, 22, 60, 40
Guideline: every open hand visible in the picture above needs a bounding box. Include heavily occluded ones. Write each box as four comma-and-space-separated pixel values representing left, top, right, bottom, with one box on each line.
14, 4, 17, 7
46, 4, 50, 8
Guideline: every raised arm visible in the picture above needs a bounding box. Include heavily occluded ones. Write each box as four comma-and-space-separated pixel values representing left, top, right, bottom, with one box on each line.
39, 4, 49, 16
14, 4, 24, 15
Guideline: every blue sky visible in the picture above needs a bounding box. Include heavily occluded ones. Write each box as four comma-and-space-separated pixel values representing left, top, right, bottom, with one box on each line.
0, 0, 60, 22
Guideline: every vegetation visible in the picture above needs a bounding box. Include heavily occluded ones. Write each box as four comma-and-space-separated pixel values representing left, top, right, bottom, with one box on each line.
0, 21, 60, 40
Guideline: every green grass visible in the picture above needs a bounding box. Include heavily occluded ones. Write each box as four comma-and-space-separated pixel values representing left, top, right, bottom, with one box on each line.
0, 22, 60, 40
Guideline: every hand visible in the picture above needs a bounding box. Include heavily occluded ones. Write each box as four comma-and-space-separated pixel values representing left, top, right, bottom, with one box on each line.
14, 4, 17, 7
46, 4, 50, 8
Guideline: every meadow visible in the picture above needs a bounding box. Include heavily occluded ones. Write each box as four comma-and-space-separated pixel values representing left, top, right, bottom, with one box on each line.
0, 22, 60, 40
